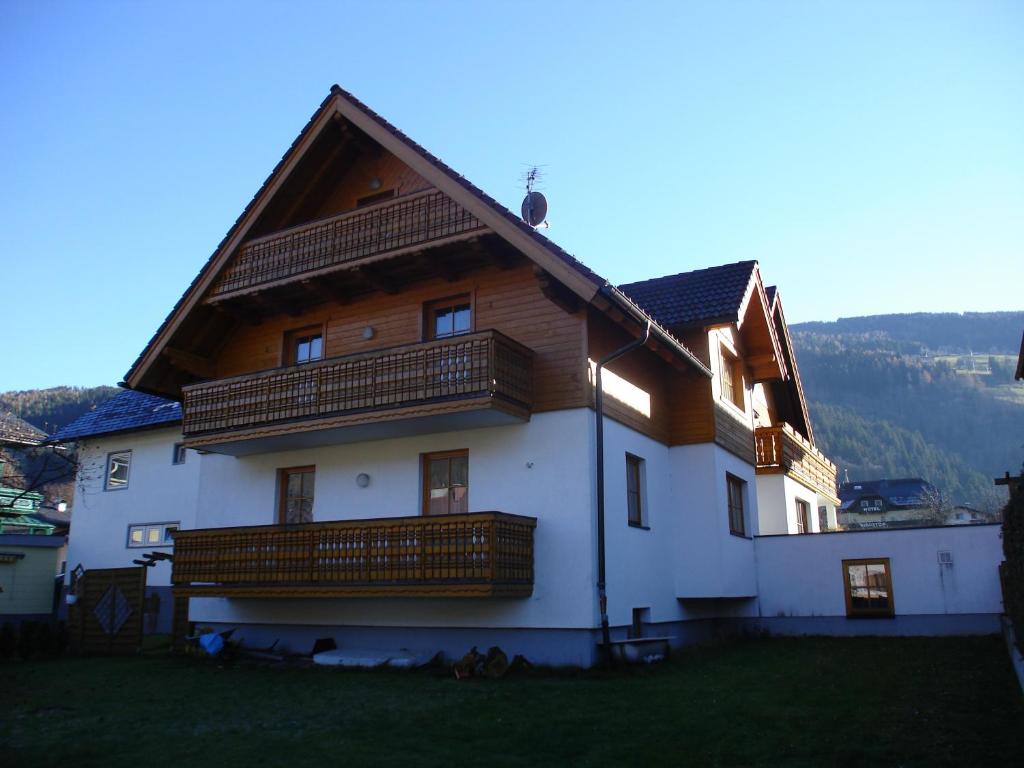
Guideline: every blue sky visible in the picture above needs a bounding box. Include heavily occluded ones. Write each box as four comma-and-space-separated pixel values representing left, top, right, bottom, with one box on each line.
1, 1, 1021, 391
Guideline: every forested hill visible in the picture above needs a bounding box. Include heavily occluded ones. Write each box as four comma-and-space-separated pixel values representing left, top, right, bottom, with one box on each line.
792, 311, 1024, 354
791, 311, 1023, 509
0, 386, 120, 435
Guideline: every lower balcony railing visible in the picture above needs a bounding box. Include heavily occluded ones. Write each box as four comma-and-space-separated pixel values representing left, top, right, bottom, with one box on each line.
171, 512, 537, 598
754, 423, 839, 502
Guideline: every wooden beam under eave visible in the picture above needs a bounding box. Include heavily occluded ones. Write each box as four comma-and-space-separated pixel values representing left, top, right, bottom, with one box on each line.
355, 266, 399, 295
209, 299, 263, 326
163, 347, 216, 379
534, 268, 582, 314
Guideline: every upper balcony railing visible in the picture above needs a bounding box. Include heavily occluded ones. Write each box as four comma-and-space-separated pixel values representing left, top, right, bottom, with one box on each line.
182, 330, 533, 439
209, 189, 486, 299
171, 511, 537, 598
754, 422, 839, 502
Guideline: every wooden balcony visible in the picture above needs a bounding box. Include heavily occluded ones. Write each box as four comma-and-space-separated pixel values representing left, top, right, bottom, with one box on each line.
208, 189, 486, 300
181, 330, 533, 454
171, 512, 537, 598
754, 423, 839, 502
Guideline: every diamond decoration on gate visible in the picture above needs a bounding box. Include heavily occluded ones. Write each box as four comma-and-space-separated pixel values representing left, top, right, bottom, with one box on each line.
93, 585, 133, 636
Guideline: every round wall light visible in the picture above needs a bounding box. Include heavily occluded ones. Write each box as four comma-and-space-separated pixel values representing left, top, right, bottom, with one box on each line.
356, 473, 371, 488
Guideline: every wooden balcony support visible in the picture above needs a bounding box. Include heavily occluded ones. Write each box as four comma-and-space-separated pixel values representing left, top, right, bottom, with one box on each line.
171, 512, 537, 598
181, 330, 533, 442
207, 189, 487, 300
754, 423, 839, 503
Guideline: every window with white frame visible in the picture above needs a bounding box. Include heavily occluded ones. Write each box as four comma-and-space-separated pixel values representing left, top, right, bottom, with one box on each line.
105, 450, 131, 490
127, 522, 179, 548
172, 443, 187, 465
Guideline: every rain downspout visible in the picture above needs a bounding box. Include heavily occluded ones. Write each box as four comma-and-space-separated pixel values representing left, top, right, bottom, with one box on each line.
595, 318, 651, 654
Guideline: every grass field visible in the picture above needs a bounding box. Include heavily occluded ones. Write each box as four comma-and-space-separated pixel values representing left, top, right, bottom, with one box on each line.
2, 636, 1021, 767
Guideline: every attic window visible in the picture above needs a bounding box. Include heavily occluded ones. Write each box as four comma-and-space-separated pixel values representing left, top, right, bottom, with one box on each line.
285, 326, 324, 365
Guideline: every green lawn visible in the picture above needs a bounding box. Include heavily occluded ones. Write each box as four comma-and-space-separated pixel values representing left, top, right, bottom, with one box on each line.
2, 636, 1021, 767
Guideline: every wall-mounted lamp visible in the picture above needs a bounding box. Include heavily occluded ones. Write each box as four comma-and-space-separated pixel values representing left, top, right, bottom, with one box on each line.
363, 326, 375, 340
368, 176, 382, 190
356, 473, 371, 488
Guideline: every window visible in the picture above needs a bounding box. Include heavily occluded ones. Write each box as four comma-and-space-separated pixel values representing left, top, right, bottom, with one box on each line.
172, 443, 187, 465
843, 558, 894, 617
285, 326, 324, 365
626, 453, 645, 527
719, 348, 744, 410
727, 473, 746, 536
278, 466, 315, 524
423, 450, 468, 515
426, 296, 472, 340
795, 498, 810, 534
105, 450, 131, 491
127, 522, 180, 548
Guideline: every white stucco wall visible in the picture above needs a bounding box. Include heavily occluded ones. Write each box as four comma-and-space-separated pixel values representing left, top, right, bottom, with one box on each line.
754, 524, 1003, 618
756, 473, 822, 535
66, 427, 199, 587
190, 409, 597, 630
671, 443, 759, 599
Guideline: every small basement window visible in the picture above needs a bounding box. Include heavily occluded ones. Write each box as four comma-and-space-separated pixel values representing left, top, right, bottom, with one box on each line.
843, 558, 894, 618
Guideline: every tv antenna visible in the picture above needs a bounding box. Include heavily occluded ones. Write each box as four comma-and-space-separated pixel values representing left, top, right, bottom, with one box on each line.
520, 166, 549, 228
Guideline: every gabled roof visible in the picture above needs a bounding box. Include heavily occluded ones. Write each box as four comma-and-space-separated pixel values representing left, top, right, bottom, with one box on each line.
764, 286, 814, 442
0, 412, 47, 447
51, 389, 180, 442
124, 85, 709, 393
619, 261, 759, 329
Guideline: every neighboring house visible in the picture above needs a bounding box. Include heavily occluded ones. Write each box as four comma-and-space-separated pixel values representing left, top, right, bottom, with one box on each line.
63, 86, 1001, 663
53, 390, 195, 633
838, 478, 941, 529
0, 411, 47, 448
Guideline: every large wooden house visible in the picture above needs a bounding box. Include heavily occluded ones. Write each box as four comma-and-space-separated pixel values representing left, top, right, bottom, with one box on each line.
74, 86, 844, 664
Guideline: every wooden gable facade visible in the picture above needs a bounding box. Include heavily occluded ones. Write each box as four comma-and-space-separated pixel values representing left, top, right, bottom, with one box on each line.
124, 86, 712, 456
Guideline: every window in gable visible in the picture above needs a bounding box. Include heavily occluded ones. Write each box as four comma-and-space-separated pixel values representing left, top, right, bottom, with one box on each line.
426, 296, 472, 340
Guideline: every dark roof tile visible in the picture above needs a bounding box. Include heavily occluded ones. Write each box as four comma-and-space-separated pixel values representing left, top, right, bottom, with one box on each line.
51, 390, 180, 442
618, 261, 758, 329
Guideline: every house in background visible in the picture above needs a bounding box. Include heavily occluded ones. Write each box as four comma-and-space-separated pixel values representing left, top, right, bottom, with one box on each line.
58, 86, 1002, 664
838, 478, 941, 529
53, 390, 193, 633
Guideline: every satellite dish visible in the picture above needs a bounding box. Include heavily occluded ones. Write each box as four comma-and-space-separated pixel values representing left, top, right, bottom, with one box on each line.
521, 191, 547, 227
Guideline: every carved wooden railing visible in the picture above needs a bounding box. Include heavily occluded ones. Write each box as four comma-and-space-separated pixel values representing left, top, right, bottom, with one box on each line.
209, 189, 486, 298
171, 512, 537, 598
182, 330, 533, 438
754, 422, 839, 502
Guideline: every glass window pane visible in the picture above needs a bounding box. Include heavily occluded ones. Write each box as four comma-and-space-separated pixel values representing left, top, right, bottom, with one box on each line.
453, 305, 471, 334
108, 452, 130, 488
434, 308, 453, 338
147, 527, 161, 543
429, 459, 450, 490
450, 456, 468, 487
295, 339, 310, 363
301, 471, 315, 498
164, 526, 178, 543
287, 473, 303, 497
130, 528, 144, 544
309, 336, 323, 361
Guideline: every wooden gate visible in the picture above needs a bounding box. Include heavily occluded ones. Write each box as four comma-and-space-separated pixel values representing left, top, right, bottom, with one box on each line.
69, 566, 147, 655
